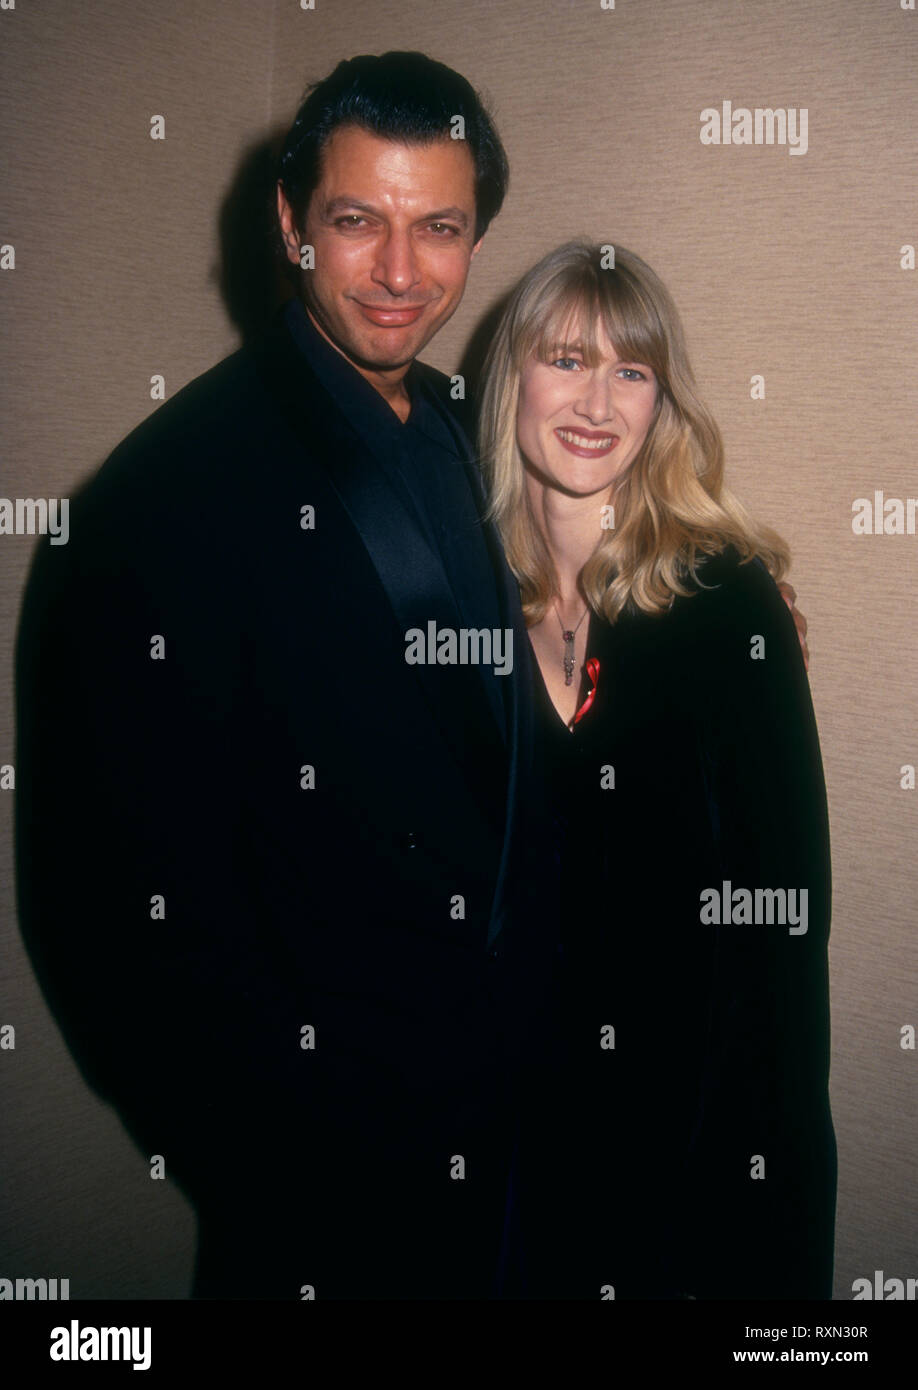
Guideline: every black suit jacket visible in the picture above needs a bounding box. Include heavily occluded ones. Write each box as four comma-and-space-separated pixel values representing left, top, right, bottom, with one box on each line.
511, 549, 836, 1300
15, 305, 560, 1299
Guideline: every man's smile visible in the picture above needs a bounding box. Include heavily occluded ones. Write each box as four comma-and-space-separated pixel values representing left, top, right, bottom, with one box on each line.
353, 301, 429, 327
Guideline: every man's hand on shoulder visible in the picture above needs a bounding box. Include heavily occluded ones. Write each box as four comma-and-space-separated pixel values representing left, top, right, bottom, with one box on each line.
777, 580, 809, 671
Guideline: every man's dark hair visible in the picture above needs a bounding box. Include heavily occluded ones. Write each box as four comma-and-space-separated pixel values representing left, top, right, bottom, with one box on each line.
278, 51, 509, 243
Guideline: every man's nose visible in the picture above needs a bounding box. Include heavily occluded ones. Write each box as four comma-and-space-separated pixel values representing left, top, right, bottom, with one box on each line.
371, 230, 422, 297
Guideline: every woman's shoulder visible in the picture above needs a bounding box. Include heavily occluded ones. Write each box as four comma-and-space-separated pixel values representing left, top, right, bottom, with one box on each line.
600, 545, 794, 673
679, 545, 785, 621
665, 544, 799, 672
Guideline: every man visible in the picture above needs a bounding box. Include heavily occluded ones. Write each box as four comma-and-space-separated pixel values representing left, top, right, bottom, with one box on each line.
15, 52, 559, 1300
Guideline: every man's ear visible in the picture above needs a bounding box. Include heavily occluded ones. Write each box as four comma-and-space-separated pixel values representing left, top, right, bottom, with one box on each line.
470, 233, 485, 260
276, 181, 302, 266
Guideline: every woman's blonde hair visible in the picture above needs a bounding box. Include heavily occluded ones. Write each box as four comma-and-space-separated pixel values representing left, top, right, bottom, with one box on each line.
477, 240, 789, 625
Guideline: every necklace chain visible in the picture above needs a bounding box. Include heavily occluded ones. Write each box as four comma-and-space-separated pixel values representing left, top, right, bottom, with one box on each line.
553, 599, 589, 687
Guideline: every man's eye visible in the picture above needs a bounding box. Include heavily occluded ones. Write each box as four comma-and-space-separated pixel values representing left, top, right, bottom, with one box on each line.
336, 215, 368, 229
427, 223, 460, 236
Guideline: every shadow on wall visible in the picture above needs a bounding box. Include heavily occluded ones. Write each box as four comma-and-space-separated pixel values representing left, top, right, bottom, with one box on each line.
457, 288, 513, 434
214, 129, 298, 343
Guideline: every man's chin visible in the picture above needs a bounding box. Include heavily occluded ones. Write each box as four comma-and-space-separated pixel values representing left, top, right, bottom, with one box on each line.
359, 341, 418, 369
347, 326, 433, 372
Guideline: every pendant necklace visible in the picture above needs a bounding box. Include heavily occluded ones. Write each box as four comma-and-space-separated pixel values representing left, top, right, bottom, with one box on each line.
553, 600, 589, 686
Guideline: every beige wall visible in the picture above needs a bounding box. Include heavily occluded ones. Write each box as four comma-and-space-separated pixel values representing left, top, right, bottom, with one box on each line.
2, 0, 915, 1298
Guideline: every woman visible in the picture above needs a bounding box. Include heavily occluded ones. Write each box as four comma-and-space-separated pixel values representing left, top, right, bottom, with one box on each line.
479, 242, 836, 1300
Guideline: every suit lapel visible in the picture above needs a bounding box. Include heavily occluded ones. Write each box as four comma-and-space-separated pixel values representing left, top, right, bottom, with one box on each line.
480, 513, 536, 946
249, 311, 510, 839
437, 410, 537, 947
410, 369, 510, 744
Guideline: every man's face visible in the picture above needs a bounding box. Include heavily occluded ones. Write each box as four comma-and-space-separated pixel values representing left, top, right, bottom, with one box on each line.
278, 125, 483, 373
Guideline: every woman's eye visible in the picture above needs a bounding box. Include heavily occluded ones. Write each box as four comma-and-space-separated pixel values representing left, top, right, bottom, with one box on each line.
619, 367, 648, 381
551, 357, 582, 371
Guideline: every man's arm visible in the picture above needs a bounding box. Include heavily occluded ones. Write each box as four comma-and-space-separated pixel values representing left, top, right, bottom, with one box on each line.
15, 518, 312, 1200
777, 578, 809, 669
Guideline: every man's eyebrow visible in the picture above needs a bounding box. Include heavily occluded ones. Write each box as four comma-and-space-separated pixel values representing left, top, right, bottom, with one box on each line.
322, 197, 471, 229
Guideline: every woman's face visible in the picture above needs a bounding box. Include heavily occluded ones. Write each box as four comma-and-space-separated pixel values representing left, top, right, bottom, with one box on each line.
516, 319, 659, 499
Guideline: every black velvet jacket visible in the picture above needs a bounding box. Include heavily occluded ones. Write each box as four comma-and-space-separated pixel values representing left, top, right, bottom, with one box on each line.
510, 548, 836, 1300
15, 301, 560, 1300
